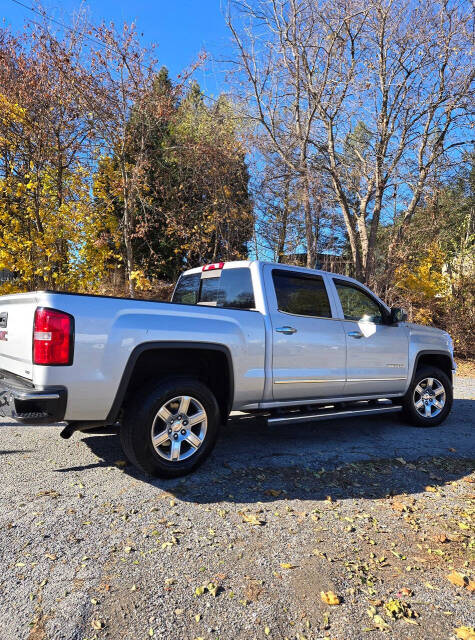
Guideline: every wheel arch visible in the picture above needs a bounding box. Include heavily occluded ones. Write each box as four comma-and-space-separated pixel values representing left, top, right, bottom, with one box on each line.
410, 350, 454, 387
107, 341, 234, 424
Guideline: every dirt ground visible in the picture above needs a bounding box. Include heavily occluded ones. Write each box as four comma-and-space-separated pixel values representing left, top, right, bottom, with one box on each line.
0, 379, 473, 640
456, 359, 475, 378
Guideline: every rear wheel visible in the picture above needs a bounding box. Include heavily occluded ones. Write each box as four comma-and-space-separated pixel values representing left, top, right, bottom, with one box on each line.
120, 377, 220, 477
401, 366, 452, 427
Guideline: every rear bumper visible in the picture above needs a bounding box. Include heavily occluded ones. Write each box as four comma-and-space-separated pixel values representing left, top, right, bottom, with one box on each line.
0, 374, 67, 424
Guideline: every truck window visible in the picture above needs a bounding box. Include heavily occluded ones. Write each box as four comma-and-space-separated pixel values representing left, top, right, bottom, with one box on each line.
335, 281, 383, 324
272, 270, 331, 318
172, 272, 201, 304
172, 268, 255, 310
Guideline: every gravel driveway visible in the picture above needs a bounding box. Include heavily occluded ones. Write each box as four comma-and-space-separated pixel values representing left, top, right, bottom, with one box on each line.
0, 379, 473, 640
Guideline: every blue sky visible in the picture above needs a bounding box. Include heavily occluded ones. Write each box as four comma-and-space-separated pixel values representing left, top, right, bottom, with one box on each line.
2, 0, 230, 96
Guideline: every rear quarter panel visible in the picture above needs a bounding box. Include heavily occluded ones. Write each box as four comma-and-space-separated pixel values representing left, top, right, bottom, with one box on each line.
33, 294, 266, 421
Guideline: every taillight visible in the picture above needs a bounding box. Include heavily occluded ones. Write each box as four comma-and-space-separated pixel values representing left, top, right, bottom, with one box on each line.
33, 307, 74, 365
202, 262, 224, 272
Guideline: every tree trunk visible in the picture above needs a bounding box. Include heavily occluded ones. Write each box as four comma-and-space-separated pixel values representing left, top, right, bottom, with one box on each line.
121, 164, 135, 298
276, 176, 291, 262
301, 167, 315, 268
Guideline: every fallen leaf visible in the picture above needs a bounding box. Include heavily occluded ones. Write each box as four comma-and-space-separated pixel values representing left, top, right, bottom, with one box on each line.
432, 533, 450, 544
264, 626, 271, 636
264, 489, 281, 497
280, 563, 296, 569
91, 620, 104, 630
447, 571, 467, 588
239, 512, 266, 526
372, 614, 389, 630
320, 591, 341, 605
384, 599, 416, 620
396, 587, 413, 598
115, 460, 127, 468
455, 627, 475, 640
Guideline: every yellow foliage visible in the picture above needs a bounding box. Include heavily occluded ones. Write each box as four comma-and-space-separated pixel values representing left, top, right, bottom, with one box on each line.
130, 270, 152, 291
395, 244, 449, 313
0, 138, 120, 293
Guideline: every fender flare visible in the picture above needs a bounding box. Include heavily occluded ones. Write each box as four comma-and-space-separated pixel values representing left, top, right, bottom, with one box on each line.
407, 349, 454, 391
106, 341, 234, 422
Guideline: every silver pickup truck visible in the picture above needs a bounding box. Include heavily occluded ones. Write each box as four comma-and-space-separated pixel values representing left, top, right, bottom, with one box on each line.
0, 260, 455, 477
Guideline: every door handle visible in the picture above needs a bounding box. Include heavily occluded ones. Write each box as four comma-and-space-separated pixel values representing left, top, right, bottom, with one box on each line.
276, 326, 297, 335
348, 330, 363, 339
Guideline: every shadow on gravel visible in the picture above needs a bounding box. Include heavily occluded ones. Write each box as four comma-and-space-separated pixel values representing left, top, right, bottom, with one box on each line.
67, 397, 475, 504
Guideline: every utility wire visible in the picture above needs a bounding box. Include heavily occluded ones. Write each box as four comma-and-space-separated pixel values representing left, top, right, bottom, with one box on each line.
7, 0, 226, 106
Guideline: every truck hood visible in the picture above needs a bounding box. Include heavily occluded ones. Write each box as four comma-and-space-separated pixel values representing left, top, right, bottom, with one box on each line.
405, 322, 447, 337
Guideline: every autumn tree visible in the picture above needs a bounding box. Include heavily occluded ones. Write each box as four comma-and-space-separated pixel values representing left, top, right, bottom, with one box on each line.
228, 0, 474, 283
0, 24, 114, 292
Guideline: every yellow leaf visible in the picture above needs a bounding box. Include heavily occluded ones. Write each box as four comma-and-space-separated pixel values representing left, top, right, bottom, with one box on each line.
264, 626, 270, 636
320, 591, 341, 605
447, 571, 467, 588
280, 563, 296, 569
91, 620, 104, 630
455, 627, 475, 640
194, 614, 202, 622
240, 512, 265, 526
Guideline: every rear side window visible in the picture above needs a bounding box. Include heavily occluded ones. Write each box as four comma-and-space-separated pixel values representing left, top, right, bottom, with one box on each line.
172, 273, 201, 304
272, 270, 331, 318
172, 268, 255, 310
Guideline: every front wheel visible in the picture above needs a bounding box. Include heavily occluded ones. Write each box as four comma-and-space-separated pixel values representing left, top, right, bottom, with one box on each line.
120, 377, 220, 478
401, 366, 453, 427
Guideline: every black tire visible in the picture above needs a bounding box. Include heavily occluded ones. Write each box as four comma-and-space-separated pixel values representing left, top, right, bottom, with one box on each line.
401, 366, 453, 427
120, 376, 220, 478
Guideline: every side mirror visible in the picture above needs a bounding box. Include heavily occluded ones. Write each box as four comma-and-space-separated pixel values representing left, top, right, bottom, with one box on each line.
389, 307, 408, 324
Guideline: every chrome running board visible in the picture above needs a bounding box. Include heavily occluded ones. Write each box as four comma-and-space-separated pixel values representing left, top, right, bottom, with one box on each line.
267, 404, 402, 425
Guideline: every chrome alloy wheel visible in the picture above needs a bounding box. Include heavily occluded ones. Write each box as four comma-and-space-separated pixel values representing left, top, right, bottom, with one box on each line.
413, 377, 446, 418
151, 395, 208, 462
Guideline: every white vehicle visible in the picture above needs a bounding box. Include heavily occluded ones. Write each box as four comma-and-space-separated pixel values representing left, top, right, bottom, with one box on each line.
0, 261, 455, 477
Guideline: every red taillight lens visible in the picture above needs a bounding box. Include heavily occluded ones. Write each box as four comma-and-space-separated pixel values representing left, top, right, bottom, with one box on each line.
33, 308, 74, 365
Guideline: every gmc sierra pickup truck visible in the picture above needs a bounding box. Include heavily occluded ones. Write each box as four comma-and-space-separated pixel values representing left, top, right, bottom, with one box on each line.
0, 261, 455, 477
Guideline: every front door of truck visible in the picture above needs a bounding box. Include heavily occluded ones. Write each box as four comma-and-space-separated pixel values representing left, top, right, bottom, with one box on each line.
331, 278, 409, 395
263, 266, 347, 401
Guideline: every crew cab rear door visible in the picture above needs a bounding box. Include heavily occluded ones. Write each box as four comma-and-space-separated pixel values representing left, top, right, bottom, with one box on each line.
263, 266, 346, 401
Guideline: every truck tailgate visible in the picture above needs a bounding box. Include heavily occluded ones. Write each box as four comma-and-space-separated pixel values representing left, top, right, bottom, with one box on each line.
0, 293, 38, 380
